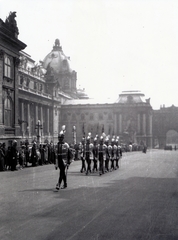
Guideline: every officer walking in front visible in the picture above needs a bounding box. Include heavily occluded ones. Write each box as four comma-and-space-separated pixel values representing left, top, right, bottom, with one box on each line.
55, 126, 70, 190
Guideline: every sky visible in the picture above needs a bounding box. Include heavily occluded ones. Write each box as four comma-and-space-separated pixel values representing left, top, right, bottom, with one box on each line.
1, 0, 178, 109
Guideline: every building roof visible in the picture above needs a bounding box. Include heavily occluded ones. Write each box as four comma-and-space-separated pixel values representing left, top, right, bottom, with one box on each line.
63, 97, 116, 106
115, 90, 150, 104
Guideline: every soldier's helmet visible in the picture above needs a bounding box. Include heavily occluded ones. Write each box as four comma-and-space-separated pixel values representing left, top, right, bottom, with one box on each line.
100, 136, 104, 144
104, 137, 109, 145
86, 136, 90, 143
111, 138, 115, 145
94, 137, 97, 142
58, 130, 64, 141
58, 125, 66, 141
81, 137, 85, 144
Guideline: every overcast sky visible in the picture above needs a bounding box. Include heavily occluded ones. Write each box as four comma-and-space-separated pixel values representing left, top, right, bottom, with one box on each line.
1, 0, 178, 109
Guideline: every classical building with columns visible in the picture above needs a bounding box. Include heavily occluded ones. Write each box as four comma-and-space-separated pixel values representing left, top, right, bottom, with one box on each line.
61, 91, 153, 147
0, 12, 154, 148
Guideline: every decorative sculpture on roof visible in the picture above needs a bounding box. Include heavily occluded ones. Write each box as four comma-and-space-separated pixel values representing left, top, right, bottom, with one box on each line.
55, 39, 60, 47
5, 11, 19, 37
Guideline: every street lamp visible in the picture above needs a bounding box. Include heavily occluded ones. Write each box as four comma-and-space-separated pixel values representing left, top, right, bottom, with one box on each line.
73, 126, 76, 145
35, 120, 43, 145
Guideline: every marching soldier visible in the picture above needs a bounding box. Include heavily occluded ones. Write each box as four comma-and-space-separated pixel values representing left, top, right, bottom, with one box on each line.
92, 136, 98, 172
104, 137, 110, 172
98, 136, 105, 176
85, 134, 93, 175
115, 136, 122, 169
110, 138, 117, 171
79, 138, 86, 173
55, 126, 71, 190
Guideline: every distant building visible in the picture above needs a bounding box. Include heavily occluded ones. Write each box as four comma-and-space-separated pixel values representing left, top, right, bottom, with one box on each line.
0, 12, 177, 149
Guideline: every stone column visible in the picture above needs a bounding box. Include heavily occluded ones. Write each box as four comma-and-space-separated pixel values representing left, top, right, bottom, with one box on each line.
149, 114, 153, 148
47, 108, 49, 135
143, 113, 146, 135
149, 114, 152, 135
119, 114, 122, 134
137, 114, 140, 134
21, 102, 24, 135
14, 57, 21, 135
114, 113, 117, 135
27, 103, 31, 138
35, 105, 38, 124
0, 50, 4, 132
40, 106, 43, 137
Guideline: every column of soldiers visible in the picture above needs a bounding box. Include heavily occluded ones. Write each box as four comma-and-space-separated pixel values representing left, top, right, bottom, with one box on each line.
78, 133, 122, 176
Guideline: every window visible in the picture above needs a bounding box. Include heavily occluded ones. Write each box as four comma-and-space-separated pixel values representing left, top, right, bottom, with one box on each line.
90, 113, 94, 120
34, 82, 37, 90
4, 56, 11, 78
4, 97, 12, 127
99, 113, 103, 120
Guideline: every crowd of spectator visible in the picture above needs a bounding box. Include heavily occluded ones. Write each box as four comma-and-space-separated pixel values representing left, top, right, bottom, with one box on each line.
0, 140, 57, 172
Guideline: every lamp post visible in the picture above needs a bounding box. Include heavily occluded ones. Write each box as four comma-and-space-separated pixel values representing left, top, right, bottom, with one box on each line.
35, 120, 43, 145
73, 126, 76, 145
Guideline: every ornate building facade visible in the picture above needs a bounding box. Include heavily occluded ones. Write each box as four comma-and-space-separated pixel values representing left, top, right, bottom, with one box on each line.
2, 11, 177, 149
61, 91, 152, 147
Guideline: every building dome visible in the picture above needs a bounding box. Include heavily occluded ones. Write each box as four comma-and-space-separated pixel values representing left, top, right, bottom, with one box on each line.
42, 39, 73, 76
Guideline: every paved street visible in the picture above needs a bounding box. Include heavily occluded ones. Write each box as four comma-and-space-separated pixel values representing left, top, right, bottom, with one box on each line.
1, 149, 178, 240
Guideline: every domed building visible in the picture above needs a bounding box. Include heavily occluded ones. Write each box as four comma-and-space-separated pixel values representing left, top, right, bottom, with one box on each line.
4, 12, 177, 149
0, 10, 153, 148
42, 39, 78, 98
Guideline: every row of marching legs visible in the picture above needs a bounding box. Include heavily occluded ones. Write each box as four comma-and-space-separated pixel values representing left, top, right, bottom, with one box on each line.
80, 157, 120, 176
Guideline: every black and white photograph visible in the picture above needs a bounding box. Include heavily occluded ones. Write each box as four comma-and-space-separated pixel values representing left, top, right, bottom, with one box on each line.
0, 0, 178, 239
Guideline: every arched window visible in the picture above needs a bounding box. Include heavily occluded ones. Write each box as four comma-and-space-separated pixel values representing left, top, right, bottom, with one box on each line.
99, 113, 103, 120
90, 113, 94, 120
81, 113, 85, 121
4, 56, 12, 78
4, 97, 12, 127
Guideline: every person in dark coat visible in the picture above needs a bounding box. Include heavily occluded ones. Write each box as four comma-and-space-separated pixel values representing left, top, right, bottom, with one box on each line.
31, 142, 37, 166
10, 140, 18, 171
0, 142, 5, 171
2, 143, 7, 170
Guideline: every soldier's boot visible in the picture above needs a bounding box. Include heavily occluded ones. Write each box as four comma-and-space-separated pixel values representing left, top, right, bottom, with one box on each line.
56, 183, 60, 190
61, 183, 67, 189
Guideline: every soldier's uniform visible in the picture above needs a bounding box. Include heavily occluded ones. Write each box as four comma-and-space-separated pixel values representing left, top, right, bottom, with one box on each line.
115, 138, 121, 169
104, 138, 110, 172
85, 136, 93, 175
111, 139, 117, 171
55, 129, 70, 190
92, 137, 98, 172
79, 139, 86, 173
107, 142, 112, 171
98, 136, 106, 176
